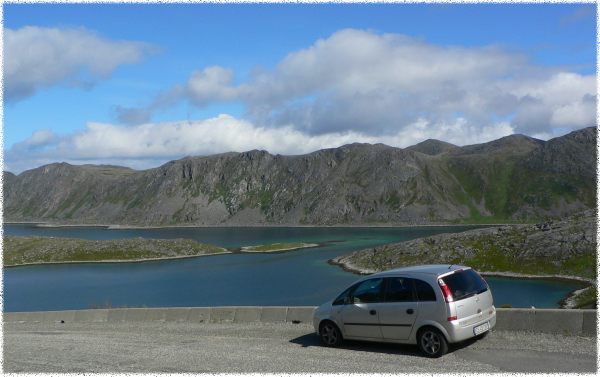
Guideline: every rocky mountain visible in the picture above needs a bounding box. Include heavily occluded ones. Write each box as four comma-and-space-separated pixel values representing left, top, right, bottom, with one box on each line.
406, 139, 458, 155
3, 127, 596, 226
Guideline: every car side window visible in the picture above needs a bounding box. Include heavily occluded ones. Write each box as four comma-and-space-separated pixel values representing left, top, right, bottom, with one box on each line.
351, 278, 383, 304
333, 286, 353, 306
414, 279, 437, 301
383, 277, 415, 302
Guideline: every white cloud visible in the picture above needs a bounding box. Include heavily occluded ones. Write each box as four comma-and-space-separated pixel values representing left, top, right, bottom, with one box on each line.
550, 96, 596, 128
5, 114, 514, 174
186, 66, 245, 106
22, 130, 57, 147
6, 28, 594, 173
123, 28, 595, 138
507, 72, 596, 132
4, 26, 152, 101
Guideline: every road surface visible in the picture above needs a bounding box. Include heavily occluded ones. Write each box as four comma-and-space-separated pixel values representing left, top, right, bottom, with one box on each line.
3, 321, 597, 373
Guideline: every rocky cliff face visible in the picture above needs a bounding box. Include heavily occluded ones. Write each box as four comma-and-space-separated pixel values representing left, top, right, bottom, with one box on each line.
3, 127, 596, 226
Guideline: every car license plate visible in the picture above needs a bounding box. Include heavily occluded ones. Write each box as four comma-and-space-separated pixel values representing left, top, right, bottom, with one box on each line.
473, 322, 490, 336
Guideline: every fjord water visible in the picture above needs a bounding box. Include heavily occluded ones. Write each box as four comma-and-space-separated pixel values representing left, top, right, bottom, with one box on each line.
4, 225, 584, 311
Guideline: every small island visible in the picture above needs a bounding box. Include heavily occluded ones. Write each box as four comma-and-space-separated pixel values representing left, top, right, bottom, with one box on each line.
3, 236, 229, 266
240, 242, 319, 253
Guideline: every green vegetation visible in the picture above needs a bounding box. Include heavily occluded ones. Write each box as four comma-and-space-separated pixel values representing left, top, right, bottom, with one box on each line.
244, 188, 275, 215
384, 191, 401, 209
361, 234, 596, 280
3, 236, 228, 266
444, 148, 594, 224
126, 196, 145, 210
446, 156, 536, 223
463, 239, 596, 279
241, 242, 317, 253
572, 287, 597, 309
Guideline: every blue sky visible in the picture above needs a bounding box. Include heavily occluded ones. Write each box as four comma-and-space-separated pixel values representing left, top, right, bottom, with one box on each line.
4, 3, 597, 172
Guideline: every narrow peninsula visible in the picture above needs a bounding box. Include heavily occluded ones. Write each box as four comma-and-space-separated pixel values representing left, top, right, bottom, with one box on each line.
3, 236, 229, 266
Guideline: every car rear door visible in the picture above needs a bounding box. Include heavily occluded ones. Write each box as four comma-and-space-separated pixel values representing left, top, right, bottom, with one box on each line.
441, 269, 494, 326
340, 277, 384, 340
377, 277, 418, 340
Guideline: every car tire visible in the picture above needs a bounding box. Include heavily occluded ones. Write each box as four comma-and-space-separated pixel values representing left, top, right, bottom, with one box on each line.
418, 327, 448, 358
319, 321, 343, 347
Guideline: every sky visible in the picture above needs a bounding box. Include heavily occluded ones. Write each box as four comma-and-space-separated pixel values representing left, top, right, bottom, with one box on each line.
3, 3, 597, 173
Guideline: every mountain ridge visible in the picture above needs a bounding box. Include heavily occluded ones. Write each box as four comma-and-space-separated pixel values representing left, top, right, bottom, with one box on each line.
4, 127, 596, 226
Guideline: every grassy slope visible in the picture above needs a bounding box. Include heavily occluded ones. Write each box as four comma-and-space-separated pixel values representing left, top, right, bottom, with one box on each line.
445, 156, 592, 224
369, 230, 596, 279
337, 211, 596, 280
572, 287, 597, 309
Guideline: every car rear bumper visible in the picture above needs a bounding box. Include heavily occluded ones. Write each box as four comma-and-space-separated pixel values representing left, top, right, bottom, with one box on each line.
444, 310, 496, 343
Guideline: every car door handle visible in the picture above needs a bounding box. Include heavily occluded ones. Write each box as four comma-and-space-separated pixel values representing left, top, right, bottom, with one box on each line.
369, 310, 377, 315
406, 309, 414, 315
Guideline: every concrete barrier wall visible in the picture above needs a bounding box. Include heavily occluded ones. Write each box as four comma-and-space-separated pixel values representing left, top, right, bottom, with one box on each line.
495, 308, 597, 336
4, 307, 596, 337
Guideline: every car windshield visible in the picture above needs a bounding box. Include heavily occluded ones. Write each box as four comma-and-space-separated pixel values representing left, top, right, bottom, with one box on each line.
441, 269, 488, 301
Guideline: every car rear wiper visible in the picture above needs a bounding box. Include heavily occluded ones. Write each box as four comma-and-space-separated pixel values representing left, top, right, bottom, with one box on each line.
458, 292, 476, 300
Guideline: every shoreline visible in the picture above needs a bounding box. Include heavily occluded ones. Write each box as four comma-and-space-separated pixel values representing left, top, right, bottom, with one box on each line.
4, 221, 525, 229
328, 256, 596, 285
561, 286, 595, 309
477, 271, 596, 285
4, 242, 323, 267
4, 251, 233, 268
239, 243, 320, 253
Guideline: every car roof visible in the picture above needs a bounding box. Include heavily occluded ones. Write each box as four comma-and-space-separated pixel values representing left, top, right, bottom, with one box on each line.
370, 264, 469, 278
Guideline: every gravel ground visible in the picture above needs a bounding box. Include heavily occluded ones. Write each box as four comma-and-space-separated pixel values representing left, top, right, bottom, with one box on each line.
3, 321, 597, 373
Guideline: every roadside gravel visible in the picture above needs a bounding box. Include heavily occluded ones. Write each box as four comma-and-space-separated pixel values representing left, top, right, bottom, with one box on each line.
3, 321, 596, 373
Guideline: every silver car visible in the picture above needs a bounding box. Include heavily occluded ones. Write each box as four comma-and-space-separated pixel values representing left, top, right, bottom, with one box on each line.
313, 264, 496, 357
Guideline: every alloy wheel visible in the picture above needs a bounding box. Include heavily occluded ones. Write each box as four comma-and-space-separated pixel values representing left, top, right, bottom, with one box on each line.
321, 323, 339, 346
421, 330, 441, 355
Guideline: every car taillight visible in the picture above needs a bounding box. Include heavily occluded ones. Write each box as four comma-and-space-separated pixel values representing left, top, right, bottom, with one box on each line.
447, 316, 457, 321
438, 278, 454, 303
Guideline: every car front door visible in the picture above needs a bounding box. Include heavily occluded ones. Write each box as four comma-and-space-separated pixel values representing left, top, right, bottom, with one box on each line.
378, 277, 419, 340
340, 278, 384, 340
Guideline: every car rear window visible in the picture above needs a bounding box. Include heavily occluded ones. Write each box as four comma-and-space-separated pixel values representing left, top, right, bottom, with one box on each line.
441, 269, 488, 302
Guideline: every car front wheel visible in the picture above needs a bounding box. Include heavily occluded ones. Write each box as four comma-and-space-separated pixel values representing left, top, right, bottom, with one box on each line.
418, 327, 448, 358
319, 321, 343, 347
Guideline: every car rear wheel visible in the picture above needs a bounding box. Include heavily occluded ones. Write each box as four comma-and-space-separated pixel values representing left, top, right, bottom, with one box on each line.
319, 321, 342, 347
418, 327, 448, 358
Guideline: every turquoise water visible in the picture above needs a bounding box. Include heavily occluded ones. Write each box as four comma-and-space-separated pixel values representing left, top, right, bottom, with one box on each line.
3, 224, 586, 311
